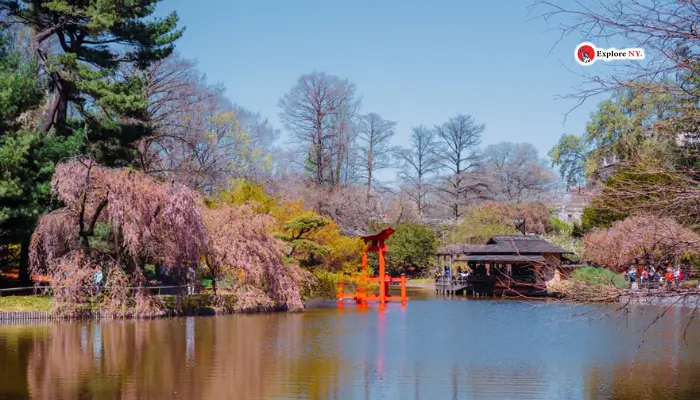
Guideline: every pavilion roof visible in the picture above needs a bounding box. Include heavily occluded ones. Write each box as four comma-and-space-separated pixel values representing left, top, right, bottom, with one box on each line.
455, 255, 547, 263
437, 235, 571, 256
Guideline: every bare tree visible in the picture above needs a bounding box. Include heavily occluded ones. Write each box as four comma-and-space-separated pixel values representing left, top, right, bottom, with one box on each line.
233, 105, 281, 157
329, 97, 361, 186
382, 188, 421, 225
278, 71, 359, 187
356, 112, 396, 200
140, 54, 274, 191
394, 126, 441, 217
480, 142, 557, 203
435, 114, 486, 219
531, 0, 700, 108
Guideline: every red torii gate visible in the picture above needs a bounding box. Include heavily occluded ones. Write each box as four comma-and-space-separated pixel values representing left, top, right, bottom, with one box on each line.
337, 227, 408, 306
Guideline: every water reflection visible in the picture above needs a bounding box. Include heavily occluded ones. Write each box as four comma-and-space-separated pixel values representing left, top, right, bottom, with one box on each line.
1, 298, 700, 399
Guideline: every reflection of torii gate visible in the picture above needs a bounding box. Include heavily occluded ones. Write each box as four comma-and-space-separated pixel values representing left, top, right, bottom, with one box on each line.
337, 228, 408, 306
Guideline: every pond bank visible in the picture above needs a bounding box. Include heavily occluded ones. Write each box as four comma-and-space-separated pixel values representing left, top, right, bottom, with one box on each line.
620, 289, 700, 309
405, 281, 435, 289
0, 294, 289, 323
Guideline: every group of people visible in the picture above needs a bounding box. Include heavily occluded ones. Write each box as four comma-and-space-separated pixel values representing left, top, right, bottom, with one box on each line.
625, 264, 687, 290
434, 266, 470, 281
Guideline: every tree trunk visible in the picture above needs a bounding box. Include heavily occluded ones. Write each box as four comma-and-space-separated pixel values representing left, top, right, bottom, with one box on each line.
212, 278, 217, 297
19, 238, 32, 285
155, 262, 163, 282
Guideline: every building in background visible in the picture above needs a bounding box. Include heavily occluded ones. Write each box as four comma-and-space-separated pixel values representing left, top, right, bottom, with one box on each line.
552, 189, 592, 223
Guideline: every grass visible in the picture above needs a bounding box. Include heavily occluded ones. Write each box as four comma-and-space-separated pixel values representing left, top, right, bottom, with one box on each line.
0, 295, 52, 312
408, 277, 434, 283
200, 278, 213, 289
681, 279, 699, 289
570, 266, 629, 289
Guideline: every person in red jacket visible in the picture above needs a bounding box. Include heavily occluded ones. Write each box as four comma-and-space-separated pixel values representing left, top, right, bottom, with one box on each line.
665, 269, 674, 289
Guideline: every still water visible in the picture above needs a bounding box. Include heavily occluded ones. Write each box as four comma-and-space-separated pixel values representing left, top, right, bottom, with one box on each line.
2, 289, 700, 399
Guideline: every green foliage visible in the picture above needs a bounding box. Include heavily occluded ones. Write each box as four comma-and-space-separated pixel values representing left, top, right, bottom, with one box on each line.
0, 33, 83, 244
544, 233, 582, 262
585, 86, 676, 162
385, 223, 437, 277
307, 270, 342, 299
681, 280, 699, 289
278, 211, 331, 263
570, 266, 628, 289
550, 216, 573, 236
86, 222, 114, 253
549, 134, 589, 190
306, 270, 379, 299
441, 206, 519, 245
282, 212, 330, 240
0, 295, 52, 312
287, 238, 331, 259
549, 84, 680, 188
580, 204, 626, 233
0, 0, 183, 166
0, 34, 43, 130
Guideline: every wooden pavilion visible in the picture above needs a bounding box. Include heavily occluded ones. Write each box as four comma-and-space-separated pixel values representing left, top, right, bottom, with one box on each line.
436, 235, 573, 296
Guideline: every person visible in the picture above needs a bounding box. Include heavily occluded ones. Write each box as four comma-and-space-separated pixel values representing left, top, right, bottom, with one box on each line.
665, 268, 674, 289
187, 265, 196, 295
649, 265, 656, 288
641, 267, 649, 289
674, 266, 682, 289
628, 266, 637, 289
93, 268, 104, 294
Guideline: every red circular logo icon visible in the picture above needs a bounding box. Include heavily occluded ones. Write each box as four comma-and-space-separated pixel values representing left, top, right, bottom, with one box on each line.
577, 45, 595, 63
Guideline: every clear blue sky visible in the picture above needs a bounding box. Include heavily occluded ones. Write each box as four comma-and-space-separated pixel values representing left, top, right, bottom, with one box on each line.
155, 0, 606, 182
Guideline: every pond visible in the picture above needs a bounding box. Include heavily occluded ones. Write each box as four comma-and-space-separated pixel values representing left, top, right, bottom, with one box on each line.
2, 289, 700, 399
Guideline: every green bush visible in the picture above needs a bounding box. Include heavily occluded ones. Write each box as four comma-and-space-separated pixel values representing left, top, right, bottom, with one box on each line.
571, 266, 628, 289
307, 270, 380, 299
550, 216, 573, 236
307, 270, 337, 299
681, 280, 699, 289
385, 223, 438, 277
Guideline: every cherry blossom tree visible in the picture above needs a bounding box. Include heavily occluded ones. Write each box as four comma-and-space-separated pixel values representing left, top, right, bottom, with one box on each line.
203, 204, 311, 311
583, 215, 700, 271
29, 158, 310, 315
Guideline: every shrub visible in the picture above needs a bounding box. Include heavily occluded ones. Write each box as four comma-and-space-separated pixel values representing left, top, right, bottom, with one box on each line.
307, 270, 380, 300
681, 280, 698, 289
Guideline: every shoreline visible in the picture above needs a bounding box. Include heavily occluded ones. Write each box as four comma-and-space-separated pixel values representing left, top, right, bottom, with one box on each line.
5, 285, 700, 324
0, 307, 287, 324
405, 281, 435, 289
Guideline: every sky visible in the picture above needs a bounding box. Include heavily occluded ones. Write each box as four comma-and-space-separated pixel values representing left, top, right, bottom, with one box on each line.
154, 0, 608, 183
